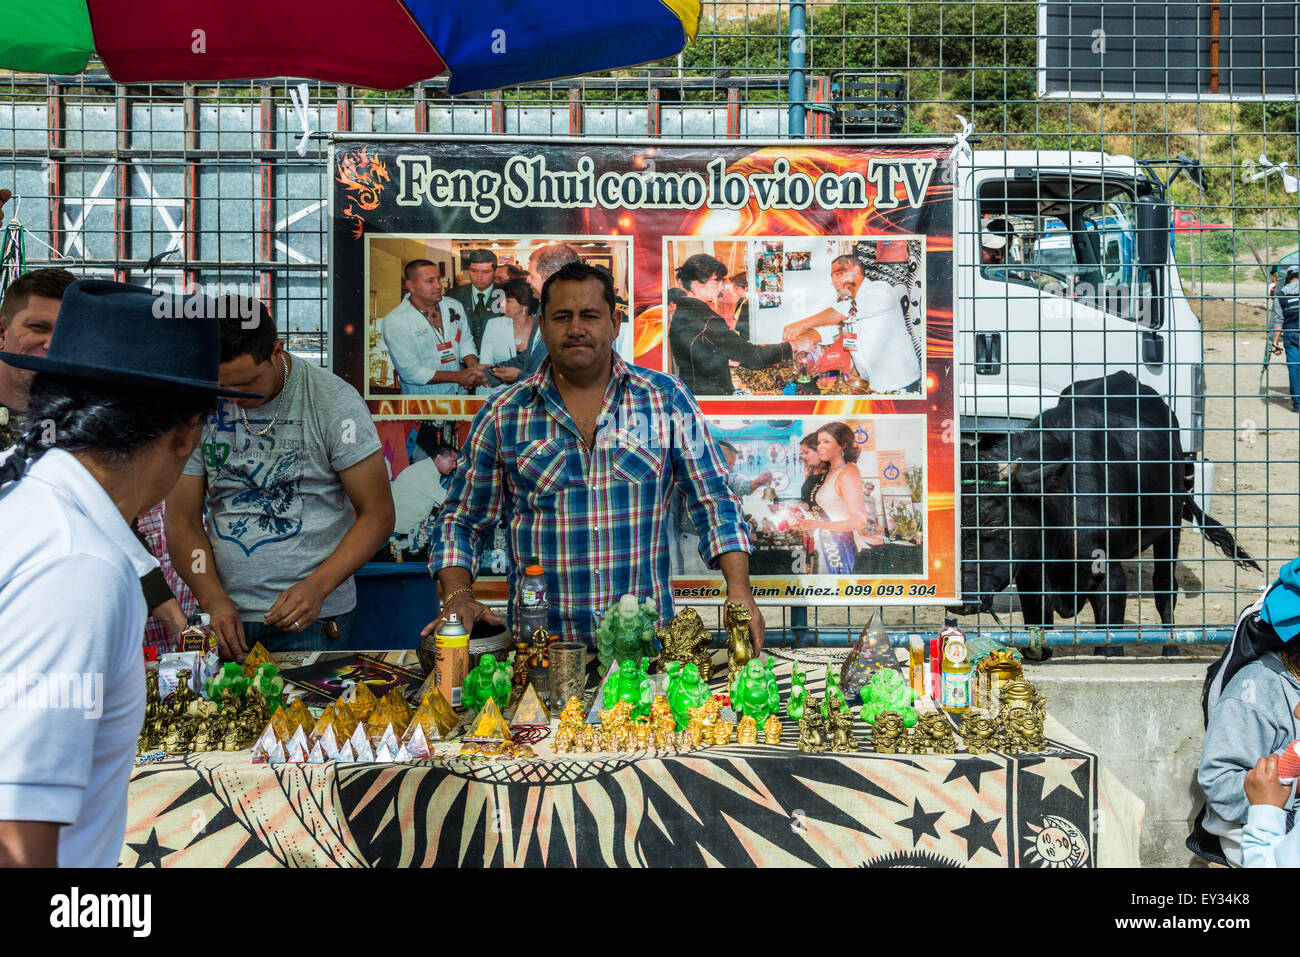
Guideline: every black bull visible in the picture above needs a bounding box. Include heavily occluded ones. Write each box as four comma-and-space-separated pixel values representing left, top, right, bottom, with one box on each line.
957, 372, 1260, 625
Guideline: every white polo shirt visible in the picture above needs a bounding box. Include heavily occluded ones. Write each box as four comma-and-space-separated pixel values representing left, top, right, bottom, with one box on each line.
380, 295, 476, 396
0, 447, 153, 867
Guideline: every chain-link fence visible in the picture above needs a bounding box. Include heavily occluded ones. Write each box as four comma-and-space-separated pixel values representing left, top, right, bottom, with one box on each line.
2, 0, 1296, 647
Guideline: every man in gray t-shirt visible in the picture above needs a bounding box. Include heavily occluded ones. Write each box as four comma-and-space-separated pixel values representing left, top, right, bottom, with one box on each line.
166, 299, 395, 655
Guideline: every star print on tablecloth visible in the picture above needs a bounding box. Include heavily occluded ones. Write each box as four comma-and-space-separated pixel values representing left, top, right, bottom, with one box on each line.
942, 756, 1001, 792
895, 798, 944, 847
1020, 756, 1086, 802
951, 809, 1001, 861
124, 827, 174, 867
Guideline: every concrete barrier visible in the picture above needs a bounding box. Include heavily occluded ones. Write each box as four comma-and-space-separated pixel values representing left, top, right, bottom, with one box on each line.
1033, 656, 1217, 868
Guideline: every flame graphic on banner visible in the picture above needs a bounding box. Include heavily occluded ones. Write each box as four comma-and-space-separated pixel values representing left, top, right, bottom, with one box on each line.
336, 147, 391, 239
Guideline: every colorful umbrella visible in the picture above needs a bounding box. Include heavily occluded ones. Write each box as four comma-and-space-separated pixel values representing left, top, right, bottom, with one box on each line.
0, 0, 700, 95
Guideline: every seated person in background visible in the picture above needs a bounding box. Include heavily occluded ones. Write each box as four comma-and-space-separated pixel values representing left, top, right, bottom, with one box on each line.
381, 259, 487, 395
391, 441, 457, 546
981, 229, 1006, 267
1199, 557, 1300, 865
475, 278, 541, 395
167, 299, 395, 656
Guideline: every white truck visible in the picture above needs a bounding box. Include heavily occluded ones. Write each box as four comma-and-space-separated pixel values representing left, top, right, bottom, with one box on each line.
953, 149, 1212, 511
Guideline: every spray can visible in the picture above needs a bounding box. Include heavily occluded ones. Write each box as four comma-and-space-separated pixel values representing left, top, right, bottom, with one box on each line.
434, 614, 470, 709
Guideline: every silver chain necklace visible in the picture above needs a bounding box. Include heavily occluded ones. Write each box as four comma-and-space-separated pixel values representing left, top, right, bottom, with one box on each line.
239, 353, 289, 437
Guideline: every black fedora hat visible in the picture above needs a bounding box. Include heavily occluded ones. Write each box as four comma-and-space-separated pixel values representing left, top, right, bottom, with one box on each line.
0, 279, 261, 398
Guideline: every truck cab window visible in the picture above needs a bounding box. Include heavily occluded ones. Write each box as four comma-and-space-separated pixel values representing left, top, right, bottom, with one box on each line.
978, 188, 1144, 322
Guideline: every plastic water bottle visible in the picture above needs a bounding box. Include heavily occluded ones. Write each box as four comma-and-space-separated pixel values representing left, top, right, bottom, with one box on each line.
517, 562, 549, 642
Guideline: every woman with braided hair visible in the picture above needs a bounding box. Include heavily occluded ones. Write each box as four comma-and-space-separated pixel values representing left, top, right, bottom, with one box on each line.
0, 280, 255, 867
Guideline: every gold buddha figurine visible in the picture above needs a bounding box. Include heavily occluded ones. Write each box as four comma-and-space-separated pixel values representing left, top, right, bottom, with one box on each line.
713, 719, 734, 746
736, 715, 758, 745
762, 714, 782, 745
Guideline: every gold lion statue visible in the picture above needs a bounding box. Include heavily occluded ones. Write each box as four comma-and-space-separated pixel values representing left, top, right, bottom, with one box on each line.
957, 713, 999, 754
870, 710, 909, 754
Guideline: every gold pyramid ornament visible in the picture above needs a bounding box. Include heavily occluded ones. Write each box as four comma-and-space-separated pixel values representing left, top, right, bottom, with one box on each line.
366, 697, 396, 742
465, 698, 513, 742
283, 697, 313, 737
510, 683, 550, 727
332, 700, 361, 739
242, 641, 276, 678
409, 688, 458, 740
344, 682, 380, 720
310, 706, 335, 741
385, 690, 413, 731
270, 705, 295, 744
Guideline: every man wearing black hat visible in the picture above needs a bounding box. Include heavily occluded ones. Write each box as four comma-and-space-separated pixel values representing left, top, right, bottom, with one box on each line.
0, 280, 258, 867
0, 267, 196, 645
1270, 263, 1300, 412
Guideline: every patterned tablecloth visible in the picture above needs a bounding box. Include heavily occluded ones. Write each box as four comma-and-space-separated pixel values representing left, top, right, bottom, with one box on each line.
121, 648, 1144, 868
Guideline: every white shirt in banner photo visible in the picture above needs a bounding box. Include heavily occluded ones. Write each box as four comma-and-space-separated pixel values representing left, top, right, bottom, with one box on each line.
830, 279, 922, 394
380, 294, 477, 396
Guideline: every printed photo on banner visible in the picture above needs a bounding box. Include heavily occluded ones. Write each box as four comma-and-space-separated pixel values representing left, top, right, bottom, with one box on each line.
671, 415, 928, 587
662, 236, 925, 398
363, 233, 633, 401
370, 417, 507, 578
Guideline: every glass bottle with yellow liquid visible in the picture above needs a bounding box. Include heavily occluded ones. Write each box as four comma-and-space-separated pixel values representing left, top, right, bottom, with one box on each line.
940, 625, 972, 715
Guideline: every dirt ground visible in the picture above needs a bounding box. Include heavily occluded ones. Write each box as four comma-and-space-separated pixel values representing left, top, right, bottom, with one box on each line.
780, 281, 1299, 639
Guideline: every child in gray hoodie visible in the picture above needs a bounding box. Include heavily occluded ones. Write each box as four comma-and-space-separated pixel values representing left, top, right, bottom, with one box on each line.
1198, 557, 1300, 866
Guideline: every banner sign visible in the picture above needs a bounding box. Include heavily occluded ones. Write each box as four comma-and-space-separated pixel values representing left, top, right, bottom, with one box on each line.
330, 136, 957, 603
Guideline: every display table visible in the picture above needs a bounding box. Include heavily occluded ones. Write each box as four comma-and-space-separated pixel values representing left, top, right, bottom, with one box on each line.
121, 648, 1143, 867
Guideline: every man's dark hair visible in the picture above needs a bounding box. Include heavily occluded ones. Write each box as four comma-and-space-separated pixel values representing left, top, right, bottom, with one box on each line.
676, 253, 727, 288
430, 442, 457, 462
217, 297, 278, 364
830, 254, 866, 275
730, 271, 748, 291
540, 261, 617, 319
403, 259, 438, 282
0, 375, 215, 490
464, 248, 498, 268
0, 267, 77, 323
498, 263, 527, 282
530, 244, 580, 282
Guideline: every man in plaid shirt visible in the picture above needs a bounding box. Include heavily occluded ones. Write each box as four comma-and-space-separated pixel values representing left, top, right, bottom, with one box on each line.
425, 261, 766, 650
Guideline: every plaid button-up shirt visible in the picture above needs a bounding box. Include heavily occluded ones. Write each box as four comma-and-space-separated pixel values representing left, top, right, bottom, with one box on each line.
429, 354, 751, 641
